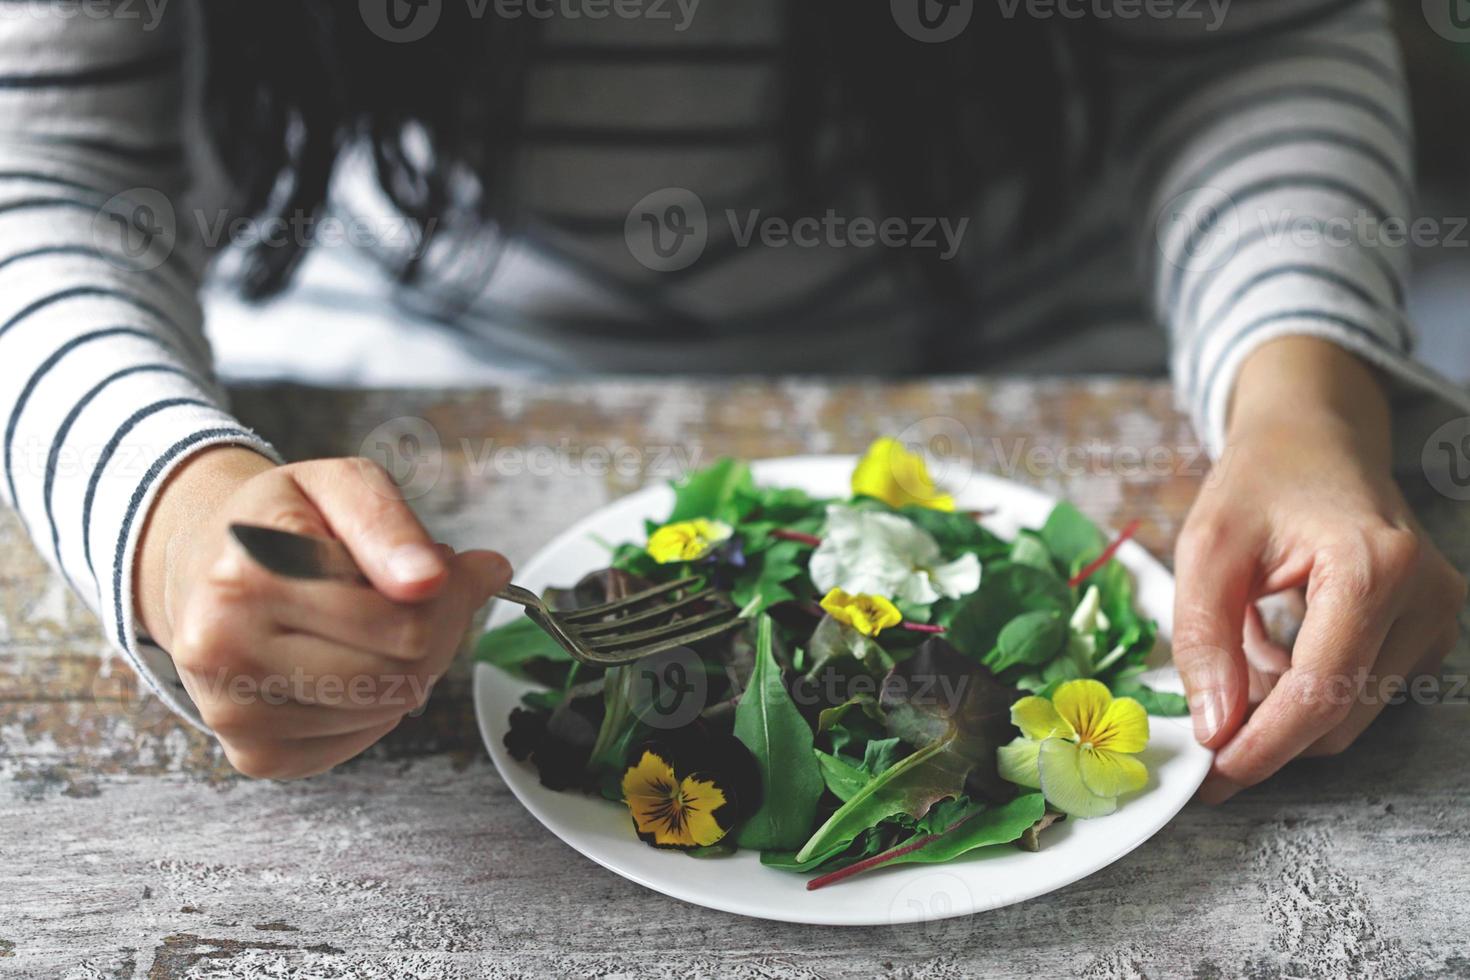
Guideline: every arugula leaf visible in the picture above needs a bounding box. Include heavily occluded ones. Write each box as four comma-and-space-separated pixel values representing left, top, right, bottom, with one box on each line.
474, 617, 571, 678
668, 458, 754, 523
985, 609, 1068, 674
1040, 502, 1105, 573
730, 540, 807, 616
734, 615, 825, 850
862, 736, 905, 777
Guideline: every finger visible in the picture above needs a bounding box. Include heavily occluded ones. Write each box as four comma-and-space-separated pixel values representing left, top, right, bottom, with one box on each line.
265, 550, 508, 665
288, 458, 447, 602
1302, 612, 1436, 757
1172, 517, 1259, 748
249, 633, 438, 707
1203, 568, 1396, 802
1242, 604, 1291, 705
222, 719, 400, 781
1413, 624, 1459, 680
206, 695, 411, 740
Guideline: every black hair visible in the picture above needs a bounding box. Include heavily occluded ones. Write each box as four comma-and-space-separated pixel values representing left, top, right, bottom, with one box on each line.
201, 1, 1101, 310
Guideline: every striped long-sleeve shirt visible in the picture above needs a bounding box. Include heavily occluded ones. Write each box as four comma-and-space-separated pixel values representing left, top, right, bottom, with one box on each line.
1, 0, 1467, 726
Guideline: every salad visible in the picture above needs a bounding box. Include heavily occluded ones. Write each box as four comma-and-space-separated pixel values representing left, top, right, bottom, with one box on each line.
477, 439, 1187, 889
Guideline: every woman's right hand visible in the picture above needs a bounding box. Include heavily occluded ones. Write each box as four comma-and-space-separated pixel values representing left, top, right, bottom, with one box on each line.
134, 448, 512, 779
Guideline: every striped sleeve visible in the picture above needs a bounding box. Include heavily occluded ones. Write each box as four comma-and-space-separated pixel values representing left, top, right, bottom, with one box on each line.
1113, 0, 1422, 455
0, 2, 279, 725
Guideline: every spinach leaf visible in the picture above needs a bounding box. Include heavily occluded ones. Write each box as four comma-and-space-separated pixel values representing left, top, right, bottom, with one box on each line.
947, 561, 1071, 662
1008, 531, 1054, 572
1112, 680, 1189, 716
474, 616, 571, 678
795, 642, 1016, 861
815, 750, 869, 803
882, 792, 1045, 866
668, 458, 754, 523
734, 616, 825, 850
985, 609, 1068, 673
1040, 502, 1105, 573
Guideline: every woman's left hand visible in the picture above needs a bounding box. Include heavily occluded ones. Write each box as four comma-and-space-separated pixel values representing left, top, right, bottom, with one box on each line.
1171, 337, 1466, 803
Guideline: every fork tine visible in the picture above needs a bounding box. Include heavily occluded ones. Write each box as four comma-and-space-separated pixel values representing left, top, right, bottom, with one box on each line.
557, 576, 702, 621
585, 617, 747, 664
582, 606, 738, 651
570, 587, 718, 636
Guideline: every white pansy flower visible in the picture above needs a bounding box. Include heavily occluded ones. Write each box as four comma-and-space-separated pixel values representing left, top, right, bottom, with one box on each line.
809, 505, 981, 606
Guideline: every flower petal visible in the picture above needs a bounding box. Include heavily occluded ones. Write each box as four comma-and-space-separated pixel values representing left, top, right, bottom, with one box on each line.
930, 553, 982, 599
1011, 695, 1075, 741
1037, 738, 1117, 819
1091, 696, 1150, 754
1052, 679, 1114, 740
677, 774, 730, 847
1078, 747, 1149, 798
997, 736, 1042, 789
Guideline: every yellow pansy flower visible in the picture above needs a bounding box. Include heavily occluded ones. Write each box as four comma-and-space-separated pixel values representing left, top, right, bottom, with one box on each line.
819, 588, 903, 637
996, 679, 1149, 818
851, 437, 955, 511
621, 749, 731, 848
646, 518, 733, 563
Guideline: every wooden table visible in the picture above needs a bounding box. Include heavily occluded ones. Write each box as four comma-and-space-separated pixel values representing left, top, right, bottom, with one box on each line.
3, 378, 1466, 979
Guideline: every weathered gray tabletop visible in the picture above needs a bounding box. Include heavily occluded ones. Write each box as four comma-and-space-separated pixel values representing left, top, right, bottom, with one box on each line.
2, 378, 1466, 979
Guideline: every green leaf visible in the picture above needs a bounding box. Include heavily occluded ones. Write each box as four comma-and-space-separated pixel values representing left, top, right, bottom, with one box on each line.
668, 458, 754, 523
898, 505, 1009, 559
985, 610, 1067, 673
816, 694, 884, 734
948, 561, 1072, 662
734, 616, 825, 850
862, 736, 905, 776
1008, 531, 1054, 572
474, 616, 571, 677
815, 750, 869, 803
881, 792, 1045, 867
1040, 502, 1105, 572
795, 641, 1016, 862
730, 540, 806, 616
1112, 681, 1189, 716
583, 666, 647, 798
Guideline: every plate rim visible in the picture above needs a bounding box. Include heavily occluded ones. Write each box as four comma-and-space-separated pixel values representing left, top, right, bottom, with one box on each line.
473, 455, 1211, 926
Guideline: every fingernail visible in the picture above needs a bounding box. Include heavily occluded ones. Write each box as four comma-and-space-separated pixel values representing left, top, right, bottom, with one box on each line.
388, 544, 444, 585
1191, 689, 1224, 745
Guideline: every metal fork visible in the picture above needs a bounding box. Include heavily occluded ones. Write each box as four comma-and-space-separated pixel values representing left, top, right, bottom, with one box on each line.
228, 523, 745, 667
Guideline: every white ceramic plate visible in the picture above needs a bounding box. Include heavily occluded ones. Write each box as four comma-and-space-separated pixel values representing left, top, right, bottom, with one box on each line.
474, 457, 1211, 926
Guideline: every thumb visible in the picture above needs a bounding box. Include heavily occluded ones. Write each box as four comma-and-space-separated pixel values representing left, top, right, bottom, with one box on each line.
1172, 520, 1255, 749
448, 549, 515, 609
289, 458, 448, 602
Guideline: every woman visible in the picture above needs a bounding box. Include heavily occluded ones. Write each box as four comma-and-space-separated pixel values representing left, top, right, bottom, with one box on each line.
0, 0, 1465, 798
